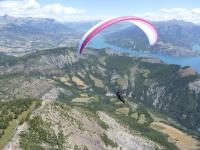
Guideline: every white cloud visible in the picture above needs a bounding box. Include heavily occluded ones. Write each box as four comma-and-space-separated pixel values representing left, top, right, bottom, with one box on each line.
141, 8, 200, 24
161, 8, 187, 13
0, 0, 86, 21
0, 1, 200, 24
192, 8, 200, 14
43, 4, 85, 15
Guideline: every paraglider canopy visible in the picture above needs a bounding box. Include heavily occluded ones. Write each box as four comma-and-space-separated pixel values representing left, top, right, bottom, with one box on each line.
78, 16, 158, 54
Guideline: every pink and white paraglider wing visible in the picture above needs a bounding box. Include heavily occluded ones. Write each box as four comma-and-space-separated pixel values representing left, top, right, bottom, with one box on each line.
130, 20, 158, 45
78, 16, 158, 54
78, 19, 111, 54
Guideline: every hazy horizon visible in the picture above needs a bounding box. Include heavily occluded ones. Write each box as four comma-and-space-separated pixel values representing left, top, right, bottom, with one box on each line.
0, 0, 199, 23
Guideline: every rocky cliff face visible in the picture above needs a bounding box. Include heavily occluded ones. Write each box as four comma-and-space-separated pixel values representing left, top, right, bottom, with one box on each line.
5, 100, 163, 150
0, 47, 200, 134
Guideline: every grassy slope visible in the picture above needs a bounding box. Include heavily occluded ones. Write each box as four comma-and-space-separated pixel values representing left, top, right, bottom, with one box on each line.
0, 101, 39, 149
61, 94, 179, 150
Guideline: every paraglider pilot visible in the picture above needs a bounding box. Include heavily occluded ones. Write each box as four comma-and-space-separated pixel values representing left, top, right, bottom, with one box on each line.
115, 88, 125, 104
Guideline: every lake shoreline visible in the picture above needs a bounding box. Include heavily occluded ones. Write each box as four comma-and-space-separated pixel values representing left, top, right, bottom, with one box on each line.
89, 37, 200, 74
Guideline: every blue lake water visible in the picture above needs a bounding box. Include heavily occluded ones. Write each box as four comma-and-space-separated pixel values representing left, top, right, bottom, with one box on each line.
88, 37, 200, 73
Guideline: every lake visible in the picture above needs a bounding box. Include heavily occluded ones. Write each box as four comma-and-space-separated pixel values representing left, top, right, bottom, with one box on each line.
88, 37, 200, 73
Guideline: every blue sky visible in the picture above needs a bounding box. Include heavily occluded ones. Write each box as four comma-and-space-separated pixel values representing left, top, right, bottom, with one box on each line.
0, 0, 200, 23
39, 0, 200, 16
39, 0, 200, 15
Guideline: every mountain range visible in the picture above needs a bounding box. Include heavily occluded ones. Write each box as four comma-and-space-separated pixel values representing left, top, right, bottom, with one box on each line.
0, 15, 200, 150
105, 20, 200, 56
0, 15, 81, 56
1, 15, 200, 56
0, 47, 200, 149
